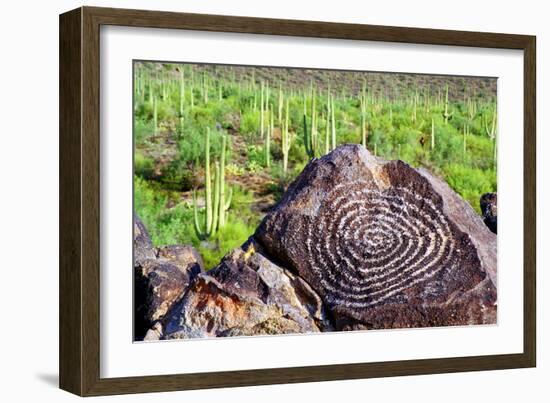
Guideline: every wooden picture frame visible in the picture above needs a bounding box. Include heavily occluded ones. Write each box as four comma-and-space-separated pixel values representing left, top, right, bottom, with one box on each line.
59, 6, 536, 396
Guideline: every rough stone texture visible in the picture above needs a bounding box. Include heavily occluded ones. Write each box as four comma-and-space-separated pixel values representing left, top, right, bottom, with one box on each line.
134, 215, 204, 341
134, 214, 156, 265
135, 258, 202, 340
480, 193, 497, 234
161, 238, 332, 339
255, 144, 497, 330
157, 244, 205, 274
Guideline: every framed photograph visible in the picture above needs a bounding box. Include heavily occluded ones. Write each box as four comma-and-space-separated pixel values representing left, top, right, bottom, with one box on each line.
59, 6, 536, 396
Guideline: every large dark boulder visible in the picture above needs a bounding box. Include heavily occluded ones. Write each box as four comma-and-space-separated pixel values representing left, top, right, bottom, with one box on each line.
161, 238, 333, 339
255, 145, 497, 330
133, 215, 204, 341
480, 193, 497, 234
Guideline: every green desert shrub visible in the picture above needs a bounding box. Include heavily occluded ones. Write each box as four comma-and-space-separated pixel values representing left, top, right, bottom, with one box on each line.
443, 164, 496, 212
134, 152, 155, 179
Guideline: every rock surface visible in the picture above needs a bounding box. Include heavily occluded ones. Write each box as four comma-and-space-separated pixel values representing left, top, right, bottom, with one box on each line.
157, 244, 204, 275
134, 215, 204, 340
256, 144, 497, 330
480, 193, 497, 234
134, 214, 156, 265
161, 238, 332, 339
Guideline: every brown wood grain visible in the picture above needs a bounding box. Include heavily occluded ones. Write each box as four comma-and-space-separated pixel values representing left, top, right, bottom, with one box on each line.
59, 6, 537, 396
59, 7, 82, 396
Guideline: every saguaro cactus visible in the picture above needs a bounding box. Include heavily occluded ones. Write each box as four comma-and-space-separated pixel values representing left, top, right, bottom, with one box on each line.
282, 99, 291, 175
484, 104, 497, 164
202, 72, 209, 104
431, 117, 435, 150
484, 105, 497, 140
331, 94, 337, 150
178, 68, 185, 136
193, 128, 213, 239
303, 114, 312, 158
278, 85, 284, 125
260, 81, 265, 138
463, 122, 469, 160
217, 134, 232, 229
325, 111, 330, 155
179, 68, 185, 116
193, 129, 232, 240
411, 90, 418, 123
442, 85, 453, 124
360, 83, 368, 147
303, 92, 318, 158
153, 96, 158, 135
190, 81, 195, 110
266, 106, 272, 167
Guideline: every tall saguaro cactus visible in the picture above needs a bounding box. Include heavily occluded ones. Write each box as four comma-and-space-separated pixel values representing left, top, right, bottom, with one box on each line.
202, 72, 209, 104
193, 129, 232, 240
179, 68, 185, 117
194, 128, 213, 239
442, 85, 453, 124
178, 68, 185, 135
331, 94, 337, 151
260, 81, 265, 138
153, 96, 158, 135
217, 134, 232, 229
431, 118, 435, 150
303, 92, 318, 158
266, 106, 272, 168
360, 83, 368, 147
282, 99, 291, 175
463, 122, 469, 160
325, 111, 330, 155
278, 84, 284, 125
484, 104, 498, 164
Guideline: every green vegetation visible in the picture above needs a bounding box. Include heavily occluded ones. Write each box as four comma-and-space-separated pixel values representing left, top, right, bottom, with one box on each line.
134, 62, 497, 269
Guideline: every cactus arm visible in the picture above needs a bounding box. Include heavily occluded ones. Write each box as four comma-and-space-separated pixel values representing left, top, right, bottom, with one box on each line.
266, 108, 272, 167
212, 161, 220, 236
204, 128, 212, 236
222, 187, 233, 224
224, 187, 233, 210
192, 189, 205, 240
218, 134, 227, 229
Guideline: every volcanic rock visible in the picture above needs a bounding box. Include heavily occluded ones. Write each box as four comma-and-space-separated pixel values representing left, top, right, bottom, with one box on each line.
480, 193, 497, 234
134, 215, 203, 340
255, 144, 497, 330
157, 244, 205, 274
161, 238, 332, 339
134, 214, 156, 265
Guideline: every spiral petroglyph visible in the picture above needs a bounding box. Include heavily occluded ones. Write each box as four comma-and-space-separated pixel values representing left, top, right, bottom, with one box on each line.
305, 182, 455, 308
256, 144, 497, 329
